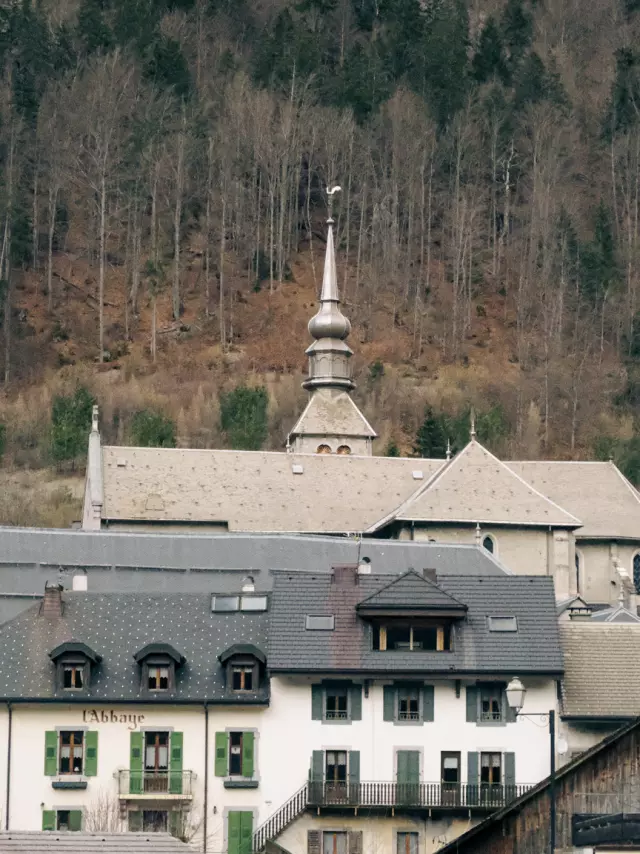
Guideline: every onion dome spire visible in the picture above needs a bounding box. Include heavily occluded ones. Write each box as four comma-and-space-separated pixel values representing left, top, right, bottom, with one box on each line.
307, 218, 351, 343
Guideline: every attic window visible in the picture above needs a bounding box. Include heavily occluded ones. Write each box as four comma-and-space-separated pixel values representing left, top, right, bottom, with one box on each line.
240, 595, 268, 612
305, 615, 335, 631
488, 616, 518, 632
212, 596, 239, 612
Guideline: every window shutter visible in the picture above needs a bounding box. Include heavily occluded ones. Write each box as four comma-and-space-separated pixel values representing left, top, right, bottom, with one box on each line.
242, 731, 254, 778
467, 752, 479, 805
169, 809, 183, 840
169, 731, 183, 794
348, 831, 363, 854
383, 685, 395, 721
228, 811, 242, 854
310, 750, 324, 781
311, 684, 323, 720
349, 750, 360, 785
42, 810, 55, 831
130, 732, 143, 794
422, 685, 435, 722
128, 810, 143, 832
215, 731, 229, 777
350, 683, 362, 721
504, 752, 516, 794
307, 830, 322, 854
240, 810, 253, 854
466, 686, 478, 723
68, 810, 82, 832
84, 731, 98, 777
44, 731, 57, 776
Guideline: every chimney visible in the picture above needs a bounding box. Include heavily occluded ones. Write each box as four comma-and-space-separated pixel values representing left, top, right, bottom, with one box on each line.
42, 583, 63, 618
72, 572, 88, 592
357, 557, 371, 575
332, 565, 359, 586
423, 568, 437, 583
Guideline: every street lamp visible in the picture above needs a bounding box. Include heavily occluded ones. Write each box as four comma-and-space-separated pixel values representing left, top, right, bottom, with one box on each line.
505, 677, 556, 854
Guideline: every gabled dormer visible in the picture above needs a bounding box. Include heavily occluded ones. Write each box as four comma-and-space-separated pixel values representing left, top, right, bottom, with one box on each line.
219, 643, 266, 696
356, 570, 467, 652
133, 642, 186, 695
50, 641, 102, 694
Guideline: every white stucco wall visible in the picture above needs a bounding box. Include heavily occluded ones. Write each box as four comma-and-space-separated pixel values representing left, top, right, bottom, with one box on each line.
0, 676, 558, 850
558, 719, 623, 767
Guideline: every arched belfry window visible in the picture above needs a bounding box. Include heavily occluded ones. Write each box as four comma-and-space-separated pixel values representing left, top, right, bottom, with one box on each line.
337, 445, 352, 455
633, 552, 640, 594
482, 535, 495, 554
316, 444, 332, 454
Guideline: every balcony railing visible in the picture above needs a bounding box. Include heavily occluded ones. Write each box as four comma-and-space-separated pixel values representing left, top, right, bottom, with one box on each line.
307, 781, 531, 809
116, 770, 195, 798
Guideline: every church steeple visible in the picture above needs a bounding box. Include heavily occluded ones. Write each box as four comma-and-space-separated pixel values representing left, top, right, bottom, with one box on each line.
287, 193, 377, 456
304, 217, 354, 391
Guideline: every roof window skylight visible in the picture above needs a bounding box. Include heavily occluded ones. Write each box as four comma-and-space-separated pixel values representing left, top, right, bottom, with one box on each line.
212, 596, 239, 612
240, 595, 268, 612
305, 615, 335, 630
488, 616, 518, 632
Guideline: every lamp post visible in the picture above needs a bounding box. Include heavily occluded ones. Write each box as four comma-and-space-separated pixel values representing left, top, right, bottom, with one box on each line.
506, 677, 556, 854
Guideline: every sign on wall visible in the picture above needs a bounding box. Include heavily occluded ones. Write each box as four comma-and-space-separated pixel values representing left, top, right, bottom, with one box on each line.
82, 710, 146, 730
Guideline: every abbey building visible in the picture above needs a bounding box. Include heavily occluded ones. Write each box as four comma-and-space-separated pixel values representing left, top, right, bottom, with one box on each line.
82, 218, 640, 609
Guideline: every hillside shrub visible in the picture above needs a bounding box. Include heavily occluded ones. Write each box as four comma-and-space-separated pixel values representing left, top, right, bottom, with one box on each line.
129, 409, 177, 448
51, 386, 95, 468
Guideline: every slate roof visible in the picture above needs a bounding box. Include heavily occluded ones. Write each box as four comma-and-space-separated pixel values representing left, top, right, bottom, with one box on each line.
380, 441, 581, 529
356, 570, 466, 611
0, 832, 189, 852
560, 623, 640, 717
268, 571, 563, 674
290, 391, 377, 439
100, 447, 442, 532
509, 460, 640, 539
0, 592, 268, 702
589, 604, 640, 623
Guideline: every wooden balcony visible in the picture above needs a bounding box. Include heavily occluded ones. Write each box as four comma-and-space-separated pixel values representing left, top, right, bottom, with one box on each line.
116, 770, 195, 800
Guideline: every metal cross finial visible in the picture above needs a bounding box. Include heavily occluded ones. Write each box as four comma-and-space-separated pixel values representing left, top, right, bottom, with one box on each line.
446, 438, 452, 460
470, 407, 476, 440
91, 405, 99, 433
327, 184, 342, 224
475, 522, 482, 545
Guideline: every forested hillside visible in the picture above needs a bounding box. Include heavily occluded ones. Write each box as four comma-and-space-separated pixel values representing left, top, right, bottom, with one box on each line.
1, 0, 640, 525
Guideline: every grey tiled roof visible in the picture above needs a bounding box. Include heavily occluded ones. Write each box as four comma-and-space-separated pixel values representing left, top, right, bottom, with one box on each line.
268, 572, 563, 674
356, 571, 466, 611
560, 623, 640, 717
0, 832, 189, 852
0, 593, 268, 702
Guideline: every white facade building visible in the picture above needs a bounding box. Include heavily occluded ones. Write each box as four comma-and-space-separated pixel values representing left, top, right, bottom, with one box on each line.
0, 565, 563, 854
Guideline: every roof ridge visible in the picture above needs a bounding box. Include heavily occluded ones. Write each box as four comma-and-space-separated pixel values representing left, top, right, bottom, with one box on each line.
364, 457, 451, 532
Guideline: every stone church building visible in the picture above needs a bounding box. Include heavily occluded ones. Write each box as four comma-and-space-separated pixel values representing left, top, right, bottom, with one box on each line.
82, 217, 640, 609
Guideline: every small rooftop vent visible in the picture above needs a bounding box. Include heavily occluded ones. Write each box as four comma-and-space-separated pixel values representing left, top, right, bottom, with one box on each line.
292, 464, 304, 474
412, 470, 424, 480
305, 615, 335, 630
488, 616, 518, 632
116, 457, 127, 468
242, 575, 255, 593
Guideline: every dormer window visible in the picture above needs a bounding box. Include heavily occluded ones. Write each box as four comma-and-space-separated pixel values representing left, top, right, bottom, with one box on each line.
219, 644, 267, 696
133, 643, 186, 696
49, 642, 102, 694
372, 623, 451, 651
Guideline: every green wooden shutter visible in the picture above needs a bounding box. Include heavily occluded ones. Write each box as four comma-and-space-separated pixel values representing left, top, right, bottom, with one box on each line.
85, 731, 98, 777
422, 685, 435, 722
228, 811, 242, 854
68, 810, 82, 832
242, 731, 254, 777
130, 732, 143, 794
466, 686, 478, 723
504, 752, 516, 797
311, 750, 324, 781
467, 752, 480, 806
169, 809, 183, 839
215, 732, 229, 776
383, 685, 395, 721
240, 811, 253, 854
128, 810, 143, 832
44, 731, 57, 776
169, 731, 183, 794
42, 810, 55, 831
311, 684, 323, 720
349, 750, 360, 785
350, 684, 362, 721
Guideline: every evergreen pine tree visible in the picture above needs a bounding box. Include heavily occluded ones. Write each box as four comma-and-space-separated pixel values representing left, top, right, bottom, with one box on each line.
500, 0, 533, 72
472, 17, 509, 85
77, 0, 114, 55
413, 407, 448, 458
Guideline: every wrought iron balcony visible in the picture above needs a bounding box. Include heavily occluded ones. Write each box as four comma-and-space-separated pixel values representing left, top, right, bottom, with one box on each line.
307, 781, 531, 810
116, 770, 195, 799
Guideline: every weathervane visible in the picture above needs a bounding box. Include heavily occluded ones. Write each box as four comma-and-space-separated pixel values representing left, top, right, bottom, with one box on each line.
327, 184, 342, 224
